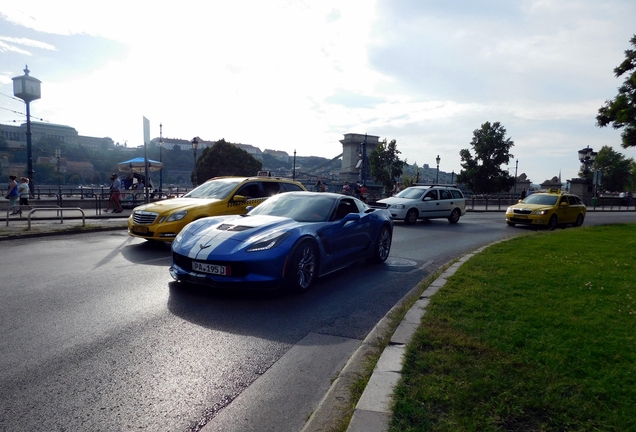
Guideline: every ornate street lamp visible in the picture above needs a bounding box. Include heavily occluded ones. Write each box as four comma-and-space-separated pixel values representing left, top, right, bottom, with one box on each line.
12, 65, 41, 196
435, 155, 440, 184
578, 146, 597, 176
191, 137, 199, 187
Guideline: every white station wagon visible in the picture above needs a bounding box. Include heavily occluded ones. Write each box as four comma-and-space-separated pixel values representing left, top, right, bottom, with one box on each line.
376, 185, 466, 225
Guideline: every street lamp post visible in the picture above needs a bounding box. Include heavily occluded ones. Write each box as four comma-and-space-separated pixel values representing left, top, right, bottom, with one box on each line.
12, 65, 41, 196
191, 137, 199, 187
435, 155, 440, 184
55, 149, 61, 198
159, 123, 164, 194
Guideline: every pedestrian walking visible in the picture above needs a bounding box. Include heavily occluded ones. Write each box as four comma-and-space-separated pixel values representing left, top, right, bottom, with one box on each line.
5, 175, 19, 214
105, 173, 124, 213
17, 177, 30, 215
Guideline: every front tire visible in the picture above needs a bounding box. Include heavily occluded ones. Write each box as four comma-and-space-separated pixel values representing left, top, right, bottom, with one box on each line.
507, 221, 516, 227
285, 240, 318, 292
404, 208, 418, 225
448, 208, 461, 224
547, 214, 558, 230
370, 226, 392, 264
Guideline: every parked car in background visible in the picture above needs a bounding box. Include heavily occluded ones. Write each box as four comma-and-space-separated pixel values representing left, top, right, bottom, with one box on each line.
170, 192, 393, 292
375, 184, 466, 225
128, 176, 306, 242
506, 189, 586, 229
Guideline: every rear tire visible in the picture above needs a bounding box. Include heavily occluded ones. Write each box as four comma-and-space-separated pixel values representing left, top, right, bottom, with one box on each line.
448, 208, 461, 224
370, 226, 392, 264
404, 208, 418, 225
285, 240, 318, 292
574, 213, 585, 227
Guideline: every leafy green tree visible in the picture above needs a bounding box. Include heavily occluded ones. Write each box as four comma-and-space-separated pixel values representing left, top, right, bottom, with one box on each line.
369, 138, 405, 192
457, 121, 515, 194
591, 146, 634, 192
596, 34, 636, 148
194, 139, 263, 183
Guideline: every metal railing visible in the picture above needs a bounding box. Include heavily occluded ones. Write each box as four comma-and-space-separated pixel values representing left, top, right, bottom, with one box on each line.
5, 205, 86, 230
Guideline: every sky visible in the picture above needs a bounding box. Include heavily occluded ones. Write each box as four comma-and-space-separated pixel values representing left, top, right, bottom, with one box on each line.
0, 0, 635, 184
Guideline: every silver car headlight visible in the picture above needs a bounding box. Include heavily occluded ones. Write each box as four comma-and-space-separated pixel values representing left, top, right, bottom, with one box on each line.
167, 210, 187, 222
246, 231, 292, 252
390, 204, 406, 209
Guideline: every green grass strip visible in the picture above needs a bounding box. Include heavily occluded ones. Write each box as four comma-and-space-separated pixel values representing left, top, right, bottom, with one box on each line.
391, 223, 636, 432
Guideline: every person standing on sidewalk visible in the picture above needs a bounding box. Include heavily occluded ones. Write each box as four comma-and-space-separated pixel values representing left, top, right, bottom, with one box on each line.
17, 177, 30, 215
5, 175, 19, 214
106, 173, 124, 213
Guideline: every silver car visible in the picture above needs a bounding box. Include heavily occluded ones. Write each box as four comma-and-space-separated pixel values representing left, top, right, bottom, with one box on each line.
376, 185, 466, 225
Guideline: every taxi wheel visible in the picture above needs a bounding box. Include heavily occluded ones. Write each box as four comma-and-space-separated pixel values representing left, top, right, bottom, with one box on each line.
404, 208, 418, 225
574, 213, 585, 227
507, 222, 516, 227
548, 215, 558, 230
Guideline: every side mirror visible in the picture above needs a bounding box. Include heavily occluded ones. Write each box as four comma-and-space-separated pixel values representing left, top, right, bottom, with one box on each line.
423, 197, 432, 201
246, 205, 254, 213
232, 195, 246, 203
340, 212, 361, 225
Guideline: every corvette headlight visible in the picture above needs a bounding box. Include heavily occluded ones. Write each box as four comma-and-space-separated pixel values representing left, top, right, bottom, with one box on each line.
246, 231, 292, 252
390, 204, 406, 209
532, 209, 549, 215
167, 210, 187, 222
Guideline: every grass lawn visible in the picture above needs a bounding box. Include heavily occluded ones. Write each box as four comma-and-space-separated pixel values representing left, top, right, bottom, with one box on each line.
391, 223, 636, 432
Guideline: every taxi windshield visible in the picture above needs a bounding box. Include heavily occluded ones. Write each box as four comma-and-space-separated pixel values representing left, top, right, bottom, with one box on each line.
183, 178, 242, 199
522, 194, 558, 206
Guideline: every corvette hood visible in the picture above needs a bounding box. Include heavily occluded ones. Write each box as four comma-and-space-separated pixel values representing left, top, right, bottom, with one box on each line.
176, 215, 304, 257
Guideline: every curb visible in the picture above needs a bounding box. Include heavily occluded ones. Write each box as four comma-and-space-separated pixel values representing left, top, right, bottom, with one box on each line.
302, 243, 496, 432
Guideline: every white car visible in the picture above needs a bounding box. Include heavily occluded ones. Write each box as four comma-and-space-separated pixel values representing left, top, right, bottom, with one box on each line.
376, 185, 466, 225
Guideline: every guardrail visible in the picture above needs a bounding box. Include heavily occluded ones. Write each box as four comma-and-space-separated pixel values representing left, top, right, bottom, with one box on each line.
3, 206, 86, 230
26, 207, 85, 230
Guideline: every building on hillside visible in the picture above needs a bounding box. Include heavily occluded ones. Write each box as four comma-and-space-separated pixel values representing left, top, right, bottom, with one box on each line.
0, 121, 114, 149
263, 149, 289, 161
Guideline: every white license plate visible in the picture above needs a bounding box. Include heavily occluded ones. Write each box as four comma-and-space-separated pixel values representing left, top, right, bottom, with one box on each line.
192, 261, 231, 276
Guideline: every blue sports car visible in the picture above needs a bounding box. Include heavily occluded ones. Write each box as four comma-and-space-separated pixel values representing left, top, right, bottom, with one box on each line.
169, 191, 393, 292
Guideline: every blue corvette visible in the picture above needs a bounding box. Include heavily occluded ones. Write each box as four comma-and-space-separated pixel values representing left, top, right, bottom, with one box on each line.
170, 191, 393, 292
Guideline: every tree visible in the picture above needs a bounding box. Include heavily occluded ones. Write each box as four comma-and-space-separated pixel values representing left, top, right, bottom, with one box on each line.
457, 121, 515, 194
596, 34, 636, 148
591, 146, 634, 192
194, 139, 263, 183
369, 138, 405, 192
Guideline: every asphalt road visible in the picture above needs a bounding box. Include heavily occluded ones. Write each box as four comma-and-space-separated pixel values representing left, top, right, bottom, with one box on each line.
0, 211, 633, 431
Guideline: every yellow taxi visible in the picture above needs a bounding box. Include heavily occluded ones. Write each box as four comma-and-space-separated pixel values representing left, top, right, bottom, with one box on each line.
506, 189, 586, 229
128, 176, 306, 242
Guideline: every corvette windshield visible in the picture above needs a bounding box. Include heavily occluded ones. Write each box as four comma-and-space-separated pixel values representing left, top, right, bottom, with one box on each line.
183, 178, 241, 199
250, 194, 337, 222
522, 194, 558, 205
395, 188, 426, 199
